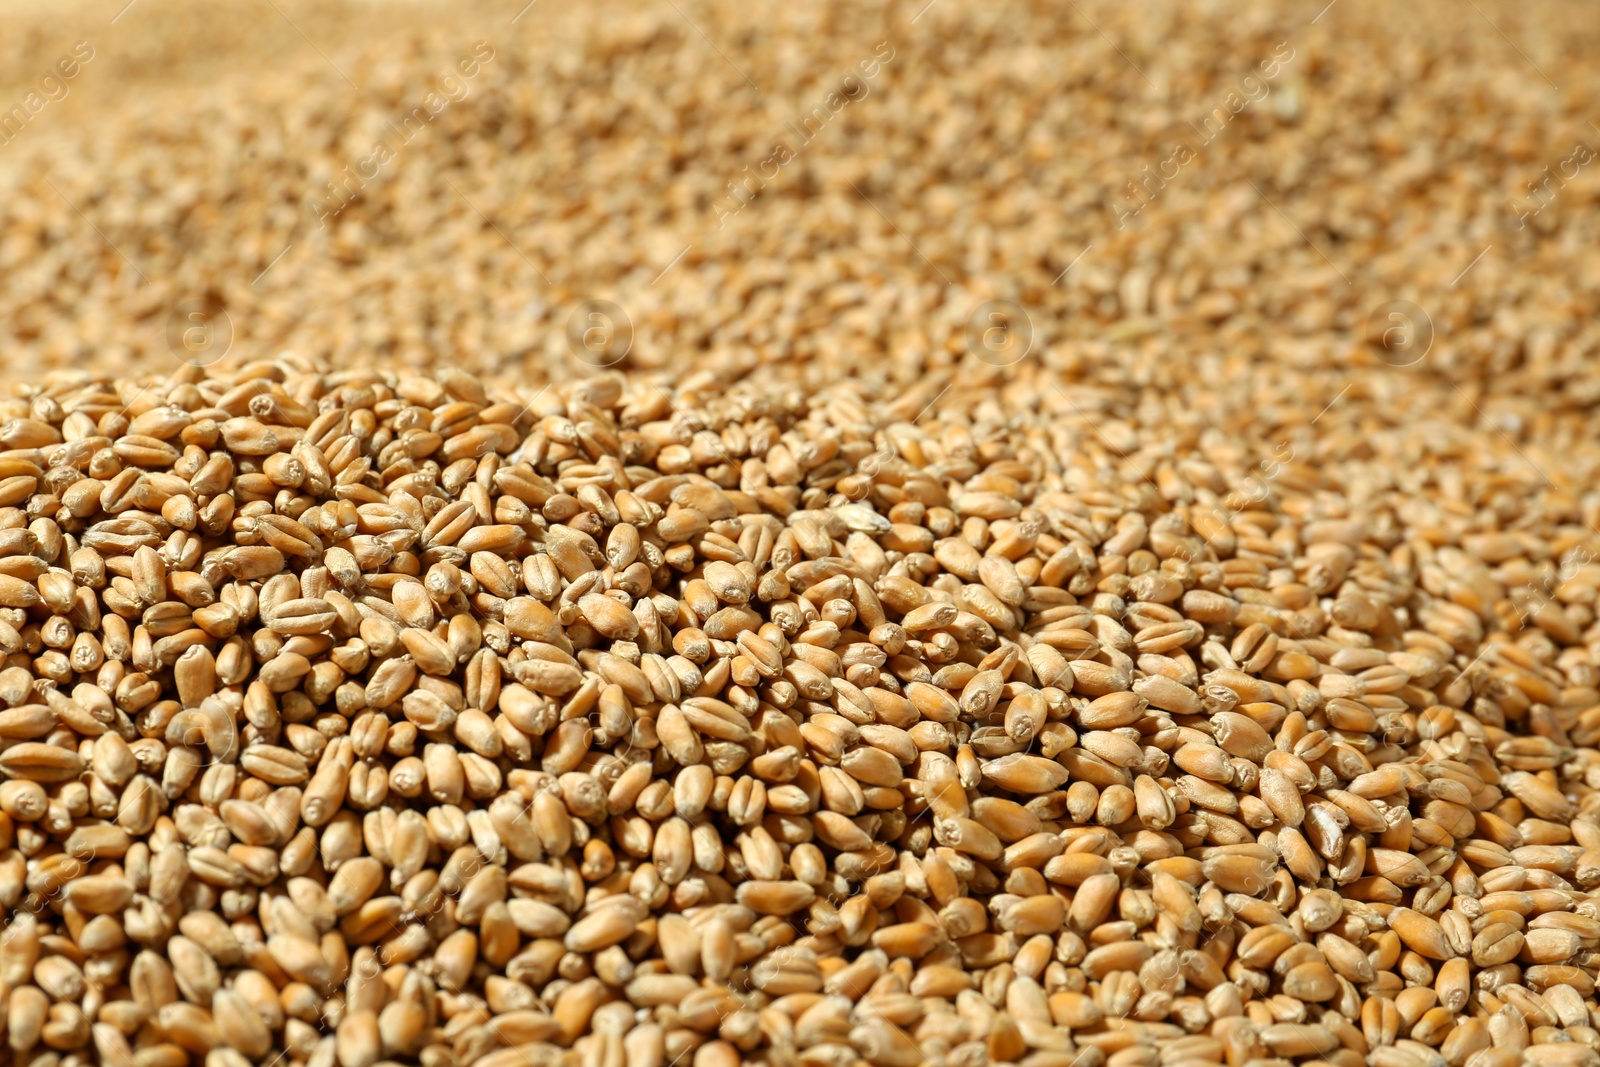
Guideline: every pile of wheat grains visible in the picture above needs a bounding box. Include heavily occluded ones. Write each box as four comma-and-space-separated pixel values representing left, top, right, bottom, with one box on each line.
6, 0, 1600, 1066
0, 352, 1597, 1067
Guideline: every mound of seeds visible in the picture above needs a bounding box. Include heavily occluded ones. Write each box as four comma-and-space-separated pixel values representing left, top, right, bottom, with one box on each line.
0, 356, 1597, 1067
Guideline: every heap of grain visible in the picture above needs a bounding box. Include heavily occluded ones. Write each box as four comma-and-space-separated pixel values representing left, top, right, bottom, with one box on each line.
0, 357, 1595, 1067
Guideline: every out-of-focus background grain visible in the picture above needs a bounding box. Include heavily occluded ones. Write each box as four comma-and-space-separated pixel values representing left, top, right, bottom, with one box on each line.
2, 0, 1597, 456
